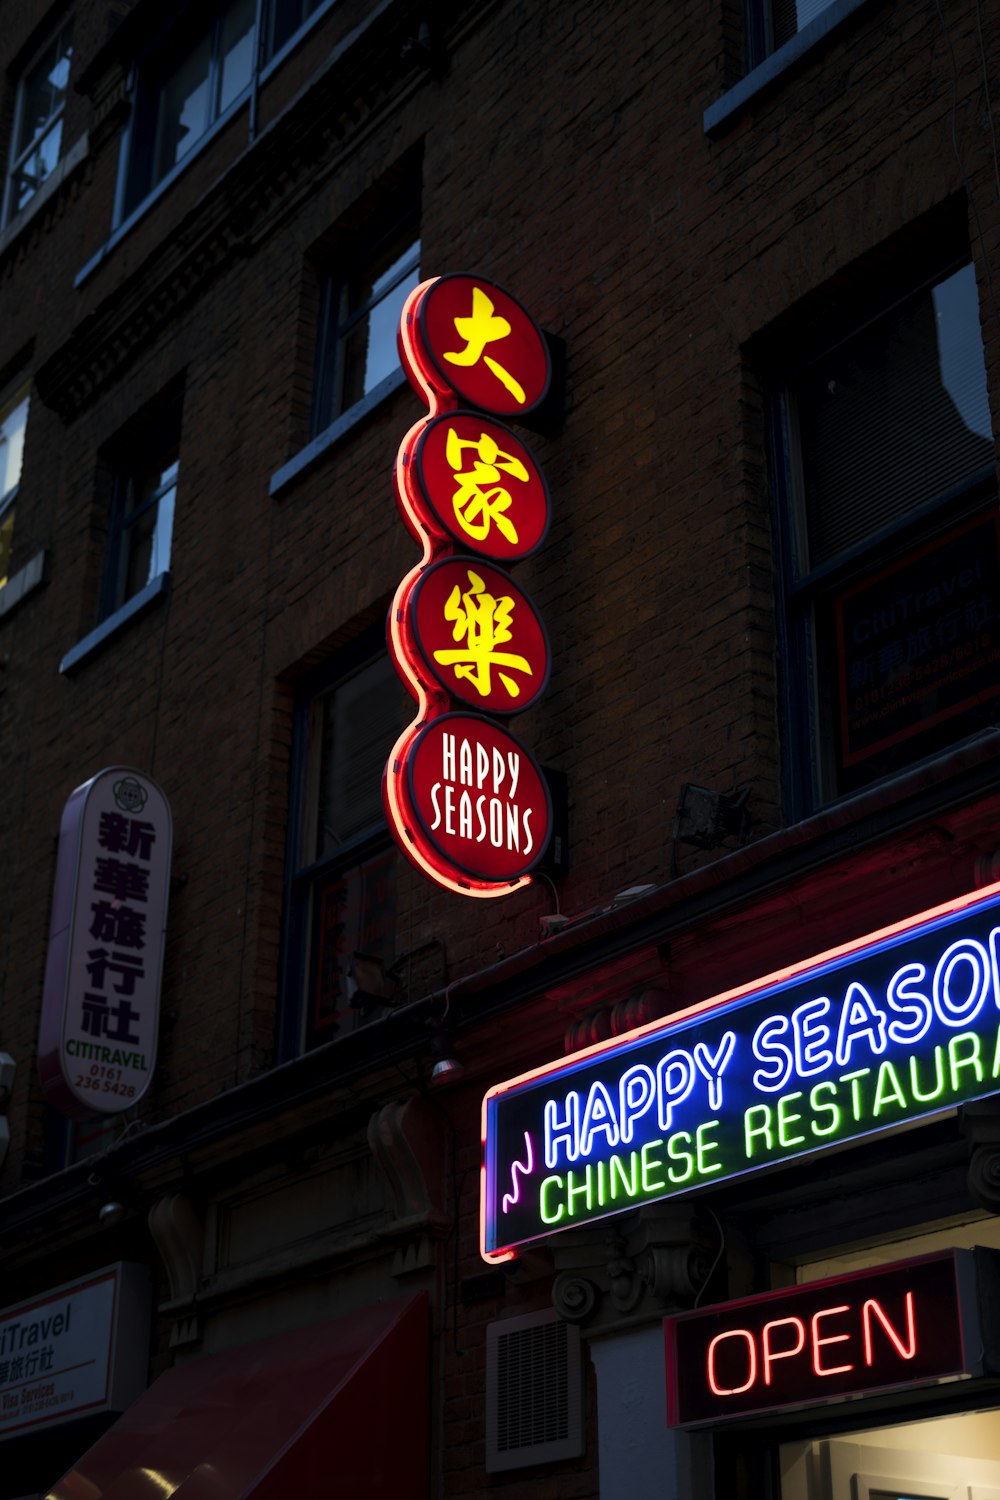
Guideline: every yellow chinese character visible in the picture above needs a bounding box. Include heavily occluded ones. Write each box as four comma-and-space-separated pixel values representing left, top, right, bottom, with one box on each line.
444, 286, 527, 404
445, 427, 528, 547
433, 568, 533, 700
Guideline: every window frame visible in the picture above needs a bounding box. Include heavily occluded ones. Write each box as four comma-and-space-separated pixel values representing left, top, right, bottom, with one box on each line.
279, 629, 403, 1060
260, 0, 331, 69
100, 397, 182, 624
311, 215, 420, 439
2, 14, 74, 228
121, 0, 256, 219
770, 255, 998, 819
0, 385, 30, 591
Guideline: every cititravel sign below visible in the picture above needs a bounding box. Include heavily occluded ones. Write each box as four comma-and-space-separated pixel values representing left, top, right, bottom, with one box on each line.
481, 880, 1000, 1261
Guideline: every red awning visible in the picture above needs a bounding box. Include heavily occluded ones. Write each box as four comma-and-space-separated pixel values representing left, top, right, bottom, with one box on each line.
48, 1293, 428, 1500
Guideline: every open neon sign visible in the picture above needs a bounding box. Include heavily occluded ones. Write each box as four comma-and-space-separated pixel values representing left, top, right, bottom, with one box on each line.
385, 274, 555, 897
665, 1251, 979, 1425
481, 880, 1000, 1260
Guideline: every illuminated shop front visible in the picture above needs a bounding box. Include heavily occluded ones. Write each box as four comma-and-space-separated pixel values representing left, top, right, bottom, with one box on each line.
481, 866, 1000, 1499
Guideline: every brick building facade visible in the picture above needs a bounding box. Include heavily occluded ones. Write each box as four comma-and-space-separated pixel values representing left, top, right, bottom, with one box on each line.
3, 0, 1000, 1494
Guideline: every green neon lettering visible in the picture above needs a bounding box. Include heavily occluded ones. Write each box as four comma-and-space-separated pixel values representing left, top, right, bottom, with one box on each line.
809, 1080, 841, 1137
948, 1031, 983, 1092
909, 1047, 945, 1103
873, 1059, 907, 1116
744, 1103, 773, 1159
777, 1091, 805, 1147
566, 1167, 593, 1215
696, 1119, 722, 1175
839, 1068, 871, 1121
540, 1175, 564, 1224
596, 1158, 607, 1207
666, 1131, 693, 1184
641, 1139, 666, 1193
610, 1152, 639, 1200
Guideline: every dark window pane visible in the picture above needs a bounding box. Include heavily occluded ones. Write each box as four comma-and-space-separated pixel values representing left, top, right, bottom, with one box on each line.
110, 443, 178, 615
780, 260, 999, 809
311, 653, 401, 859
16, 23, 72, 157
771, 0, 837, 49
314, 231, 419, 431
155, 32, 212, 175
797, 265, 994, 570
218, 0, 256, 113
305, 848, 397, 1048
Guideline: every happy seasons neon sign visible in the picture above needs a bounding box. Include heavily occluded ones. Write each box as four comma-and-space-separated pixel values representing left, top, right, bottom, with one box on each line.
384, 274, 555, 897
481, 880, 1000, 1260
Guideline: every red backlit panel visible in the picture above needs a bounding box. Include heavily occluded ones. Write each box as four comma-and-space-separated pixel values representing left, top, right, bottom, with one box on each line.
408, 557, 550, 714
413, 275, 551, 417
665, 1251, 976, 1426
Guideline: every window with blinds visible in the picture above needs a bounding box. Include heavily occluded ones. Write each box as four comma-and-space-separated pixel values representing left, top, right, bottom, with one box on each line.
776, 259, 999, 812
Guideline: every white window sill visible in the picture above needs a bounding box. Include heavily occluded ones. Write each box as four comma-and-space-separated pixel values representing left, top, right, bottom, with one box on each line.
59, 570, 170, 674
704, 0, 872, 135
0, 549, 46, 620
0, 135, 89, 258
269, 369, 409, 497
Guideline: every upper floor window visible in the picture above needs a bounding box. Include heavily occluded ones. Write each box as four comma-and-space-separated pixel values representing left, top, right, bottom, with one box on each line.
0, 387, 29, 589
767, 0, 837, 50
124, 0, 255, 215
262, 0, 327, 64
103, 407, 180, 618
3, 16, 73, 226
312, 215, 420, 436
772, 259, 998, 814
281, 640, 403, 1055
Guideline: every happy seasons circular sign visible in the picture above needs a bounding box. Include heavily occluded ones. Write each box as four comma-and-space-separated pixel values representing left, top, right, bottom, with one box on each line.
404, 714, 551, 882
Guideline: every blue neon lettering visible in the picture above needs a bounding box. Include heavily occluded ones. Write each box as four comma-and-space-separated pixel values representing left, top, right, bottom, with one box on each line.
544, 1091, 581, 1168
752, 1012, 793, 1093
835, 983, 887, 1066
694, 1031, 737, 1109
656, 1049, 695, 1131
793, 996, 833, 1077
886, 963, 932, 1045
580, 1081, 620, 1156
618, 1064, 656, 1143
933, 939, 990, 1027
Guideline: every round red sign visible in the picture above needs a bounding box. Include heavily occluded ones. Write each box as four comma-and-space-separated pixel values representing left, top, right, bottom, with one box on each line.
416, 275, 551, 417
401, 412, 550, 561
403, 714, 551, 883
409, 558, 550, 715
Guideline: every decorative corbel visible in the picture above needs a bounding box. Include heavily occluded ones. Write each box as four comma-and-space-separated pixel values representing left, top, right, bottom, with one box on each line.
961, 1099, 1000, 1213
368, 1095, 450, 1277
148, 1192, 205, 1347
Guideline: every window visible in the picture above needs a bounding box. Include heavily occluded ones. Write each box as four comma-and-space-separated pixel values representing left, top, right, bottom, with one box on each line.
103, 412, 179, 619
312, 216, 420, 436
772, 259, 998, 814
124, 0, 255, 215
282, 640, 404, 1055
746, 0, 840, 65
3, 16, 73, 226
261, 0, 327, 64
0, 387, 29, 590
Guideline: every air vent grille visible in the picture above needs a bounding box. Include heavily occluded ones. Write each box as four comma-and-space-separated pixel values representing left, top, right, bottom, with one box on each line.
485, 1309, 584, 1471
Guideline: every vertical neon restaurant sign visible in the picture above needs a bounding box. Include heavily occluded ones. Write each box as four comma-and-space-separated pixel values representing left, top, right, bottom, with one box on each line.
481, 879, 1000, 1260
385, 274, 555, 896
